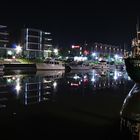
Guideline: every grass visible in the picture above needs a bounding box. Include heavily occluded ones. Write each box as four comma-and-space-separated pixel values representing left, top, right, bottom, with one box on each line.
16, 58, 44, 64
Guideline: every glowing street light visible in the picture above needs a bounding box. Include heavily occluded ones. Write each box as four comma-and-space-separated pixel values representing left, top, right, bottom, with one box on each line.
16, 45, 22, 54
7, 50, 12, 55
92, 52, 96, 57
114, 54, 119, 59
54, 48, 58, 55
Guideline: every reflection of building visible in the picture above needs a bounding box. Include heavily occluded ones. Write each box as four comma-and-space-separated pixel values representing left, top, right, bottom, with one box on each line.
21, 28, 52, 59
66, 70, 128, 90
23, 81, 53, 105
0, 74, 60, 106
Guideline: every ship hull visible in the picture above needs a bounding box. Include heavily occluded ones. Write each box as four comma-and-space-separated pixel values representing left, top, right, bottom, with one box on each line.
125, 58, 140, 82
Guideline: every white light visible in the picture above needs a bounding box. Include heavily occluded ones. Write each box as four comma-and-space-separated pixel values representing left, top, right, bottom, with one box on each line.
73, 74, 80, 80
84, 75, 87, 79
113, 70, 118, 80
45, 32, 51, 35
15, 80, 21, 95
91, 77, 95, 82
12, 56, 15, 59
15, 84, 21, 92
16, 45, 22, 54
72, 45, 74, 48
53, 81, 57, 88
46, 44, 52, 47
99, 58, 102, 61
113, 76, 118, 80
83, 57, 87, 61
45, 50, 52, 53
95, 57, 98, 60
114, 54, 119, 59
74, 56, 87, 61
47, 38, 52, 41
92, 52, 96, 57
54, 49, 58, 55
7, 78, 12, 83
7, 50, 12, 55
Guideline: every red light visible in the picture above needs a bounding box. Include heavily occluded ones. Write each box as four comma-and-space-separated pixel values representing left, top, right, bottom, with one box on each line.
72, 45, 80, 49
83, 50, 89, 55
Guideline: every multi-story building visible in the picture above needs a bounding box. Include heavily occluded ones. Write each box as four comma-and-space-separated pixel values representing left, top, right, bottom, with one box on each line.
21, 28, 52, 59
90, 42, 124, 63
0, 25, 9, 58
91, 42, 123, 56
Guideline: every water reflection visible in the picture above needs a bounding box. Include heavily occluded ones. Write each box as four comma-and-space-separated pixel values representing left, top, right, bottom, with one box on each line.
0, 70, 65, 109
66, 69, 130, 90
0, 69, 130, 110
0, 69, 132, 133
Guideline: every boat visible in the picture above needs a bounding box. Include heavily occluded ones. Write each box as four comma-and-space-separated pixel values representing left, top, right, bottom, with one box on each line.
93, 60, 110, 69
36, 59, 65, 70
124, 25, 140, 83
66, 61, 91, 71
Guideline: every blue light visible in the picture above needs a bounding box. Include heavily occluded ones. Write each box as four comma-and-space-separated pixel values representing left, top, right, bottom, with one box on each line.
12, 43, 16, 48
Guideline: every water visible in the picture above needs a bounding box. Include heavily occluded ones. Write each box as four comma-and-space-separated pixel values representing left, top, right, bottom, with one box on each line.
0, 69, 134, 139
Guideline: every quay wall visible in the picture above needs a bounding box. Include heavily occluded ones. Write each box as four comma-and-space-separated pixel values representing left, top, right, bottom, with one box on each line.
4, 64, 36, 71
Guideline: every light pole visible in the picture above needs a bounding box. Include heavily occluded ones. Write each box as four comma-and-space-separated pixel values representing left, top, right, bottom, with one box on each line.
15, 45, 22, 58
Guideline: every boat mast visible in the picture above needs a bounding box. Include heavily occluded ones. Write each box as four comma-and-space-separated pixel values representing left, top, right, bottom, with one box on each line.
136, 17, 139, 40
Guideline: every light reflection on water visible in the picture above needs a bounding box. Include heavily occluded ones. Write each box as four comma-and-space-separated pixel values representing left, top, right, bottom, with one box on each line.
0, 69, 135, 138
66, 69, 130, 89
0, 69, 131, 107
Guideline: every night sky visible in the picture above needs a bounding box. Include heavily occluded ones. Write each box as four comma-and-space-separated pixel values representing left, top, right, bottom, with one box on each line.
0, 0, 140, 48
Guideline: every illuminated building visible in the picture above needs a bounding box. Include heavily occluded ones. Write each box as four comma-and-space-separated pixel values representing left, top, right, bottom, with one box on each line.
0, 25, 9, 57
91, 42, 124, 58
21, 28, 52, 59
71, 45, 81, 56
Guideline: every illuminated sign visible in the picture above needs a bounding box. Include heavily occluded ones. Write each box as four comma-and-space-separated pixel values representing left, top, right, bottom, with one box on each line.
72, 45, 80, 49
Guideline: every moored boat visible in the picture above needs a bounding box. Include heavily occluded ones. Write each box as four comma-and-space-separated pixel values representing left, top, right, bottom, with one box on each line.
93, 60, 109, 69
124, 26, 140, 82
66, 61, 91, 71
36, 59, 65, 70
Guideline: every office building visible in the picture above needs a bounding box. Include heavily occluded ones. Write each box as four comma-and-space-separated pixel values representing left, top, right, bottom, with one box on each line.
0, 25, 9, 57
21, 28, 52, 59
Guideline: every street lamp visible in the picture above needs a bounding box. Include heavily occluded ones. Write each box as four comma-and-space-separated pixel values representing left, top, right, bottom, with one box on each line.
16, 45, 22, 54
53, 48, 58, 55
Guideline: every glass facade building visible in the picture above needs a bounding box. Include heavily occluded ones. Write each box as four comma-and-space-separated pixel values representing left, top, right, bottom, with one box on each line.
21, 28, 52, 59
0, 25, 9, 58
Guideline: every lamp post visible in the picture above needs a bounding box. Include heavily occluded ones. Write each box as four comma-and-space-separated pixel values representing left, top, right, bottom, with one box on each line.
53, 48, 59, 58
15, 45, 22, 58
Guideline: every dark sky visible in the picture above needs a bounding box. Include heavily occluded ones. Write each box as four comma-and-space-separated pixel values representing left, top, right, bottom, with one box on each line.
1, 0, 140, 48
